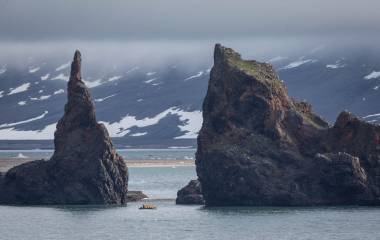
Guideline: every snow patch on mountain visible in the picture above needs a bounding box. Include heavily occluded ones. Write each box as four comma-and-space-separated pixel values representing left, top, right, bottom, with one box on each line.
144, 78, 157, 84
363, 113, 380, 119
146, 72, 156, 76
0, 111, 48, 129
101, 107, 202, 138
364, 71, 380, 80
174, 109, 203, 139
0, 91, 3, 98
51, 73, 69, 81
184, 71, 203, 81
18, 101, 26, 106
130, 132, 147, 137
108, 76, 122, 82
8, 83, 30, 95
326, 60, 346, 69
94, 94, 117, 102
31, 95, 51, 101
363, 113, 380, 124
53, 89, 64, 95
279, 59, 317, 70
55, 62, 70, 71
41, 73, 50, 80
83, 79, 103, 88
0, 123, 56, 140
28, 67, 40, 73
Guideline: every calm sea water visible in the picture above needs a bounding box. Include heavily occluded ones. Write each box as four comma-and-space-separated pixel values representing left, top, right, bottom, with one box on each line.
0, 150, 380, 240
0, 148, 196, 160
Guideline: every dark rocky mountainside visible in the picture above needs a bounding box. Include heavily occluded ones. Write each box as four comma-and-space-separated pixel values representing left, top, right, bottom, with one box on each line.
195, 44, 380, 206
1, 44, 380, 149
0, 51, 129, 204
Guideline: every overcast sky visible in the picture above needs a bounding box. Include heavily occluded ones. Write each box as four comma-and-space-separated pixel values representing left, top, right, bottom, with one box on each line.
0, 0, 379, 41
0, 0, 378, 65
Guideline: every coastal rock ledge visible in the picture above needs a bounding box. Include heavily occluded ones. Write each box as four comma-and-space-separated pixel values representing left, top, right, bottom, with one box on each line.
0, 51, 129, 204
195, 44, 380, 206
176, 179, 204, 205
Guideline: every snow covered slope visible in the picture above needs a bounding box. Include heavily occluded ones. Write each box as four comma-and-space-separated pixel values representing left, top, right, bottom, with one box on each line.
1, 45, 380, 148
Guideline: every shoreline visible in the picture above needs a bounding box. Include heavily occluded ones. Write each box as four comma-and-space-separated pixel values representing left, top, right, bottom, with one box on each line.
0, 158, 195, 173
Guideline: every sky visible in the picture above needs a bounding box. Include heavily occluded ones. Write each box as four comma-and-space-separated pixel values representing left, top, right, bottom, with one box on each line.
0, 0, 379, 62
0, 0, 379, 41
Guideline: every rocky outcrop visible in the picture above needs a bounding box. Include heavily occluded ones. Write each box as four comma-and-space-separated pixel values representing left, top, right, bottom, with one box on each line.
127, 191, 148, 202
176, 179, 204, 205
0, 51, 129, 204
195, 44, 380, 206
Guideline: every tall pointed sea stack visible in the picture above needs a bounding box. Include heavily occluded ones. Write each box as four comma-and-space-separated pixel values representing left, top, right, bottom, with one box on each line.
0, 51, 128, 204
195, 44, 380, 206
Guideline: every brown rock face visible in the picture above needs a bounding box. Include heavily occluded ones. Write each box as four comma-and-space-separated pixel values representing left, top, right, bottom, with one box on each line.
195, 44, 380, 206
0, 51, 128, 204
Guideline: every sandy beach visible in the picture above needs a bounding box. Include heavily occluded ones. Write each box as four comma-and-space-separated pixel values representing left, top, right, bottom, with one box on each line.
0, 158, 195, 173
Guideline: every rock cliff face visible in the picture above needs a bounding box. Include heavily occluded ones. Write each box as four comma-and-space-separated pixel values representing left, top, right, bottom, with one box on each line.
0, 51, 129, 204
196, 44, 380, 206
176, 179, 204, 205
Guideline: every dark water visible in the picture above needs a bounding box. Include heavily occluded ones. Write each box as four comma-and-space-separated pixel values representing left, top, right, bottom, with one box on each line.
0, 153, 380, 239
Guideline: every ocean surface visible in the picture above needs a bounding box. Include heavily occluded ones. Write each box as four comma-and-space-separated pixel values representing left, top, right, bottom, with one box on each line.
0, 149, 380, 240
0, 148, 196, 160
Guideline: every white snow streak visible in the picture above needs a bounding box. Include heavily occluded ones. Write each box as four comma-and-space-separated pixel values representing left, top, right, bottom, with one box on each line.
30, 95, 51, 101
55, 62, 70, 71
108, 76, 122, 82
83, 79, 103, 88
94, 94, 117, 102
279, 59, 317, 70
53, 89, 65, 95
0, 123, 56, 140
0, 111, 48, 128
51, 73, 69, 81
184, 71, 203, 81
144, 78, 157, 84
364, 71, 380, 80
28, 67, 40, 73
41, 73, 50, 80
101, 107, 202, 138
8, 83, 30, 95
130, 132, 147, 137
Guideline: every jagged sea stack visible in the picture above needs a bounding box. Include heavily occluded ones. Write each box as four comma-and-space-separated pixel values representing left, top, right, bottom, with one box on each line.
195, 44, 380, 206
0, 51, 128, 204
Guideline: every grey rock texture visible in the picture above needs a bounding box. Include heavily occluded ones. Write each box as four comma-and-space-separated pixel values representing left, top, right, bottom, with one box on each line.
176, 179, 204, 205
0, 51, 129, 204
195, 44, 380, 206
127, 191, 148, 202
